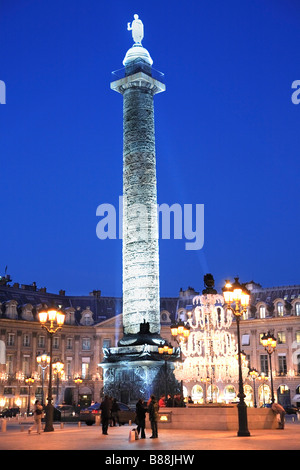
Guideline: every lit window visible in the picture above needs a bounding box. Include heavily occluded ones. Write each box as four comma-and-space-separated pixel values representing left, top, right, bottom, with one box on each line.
259, 306, 266, 319
242, 334, 250, 346
277, 331, 286, 344
277, 302, 284, 316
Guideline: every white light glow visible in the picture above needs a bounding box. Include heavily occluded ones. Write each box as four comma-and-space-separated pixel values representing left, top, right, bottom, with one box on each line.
174, 294, 248, 384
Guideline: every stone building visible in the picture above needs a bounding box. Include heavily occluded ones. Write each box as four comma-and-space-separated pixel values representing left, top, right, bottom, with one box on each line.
0, 276, 299, 411
163, 282, 300, 408
0, 277, 176, 411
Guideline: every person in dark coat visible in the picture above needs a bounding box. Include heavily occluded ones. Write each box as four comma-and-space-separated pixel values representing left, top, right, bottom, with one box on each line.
148, 395, 159, 438
111, 398, 120, 426
100, 395, 112, 435
136, 398, 147, 438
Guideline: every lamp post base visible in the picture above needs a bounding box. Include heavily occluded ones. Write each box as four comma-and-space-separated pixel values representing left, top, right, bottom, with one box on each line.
44, 402, 54, 432
237, 402, 251, 437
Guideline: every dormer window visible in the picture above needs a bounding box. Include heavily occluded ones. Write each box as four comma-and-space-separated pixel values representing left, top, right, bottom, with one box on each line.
277, 302, 284, 317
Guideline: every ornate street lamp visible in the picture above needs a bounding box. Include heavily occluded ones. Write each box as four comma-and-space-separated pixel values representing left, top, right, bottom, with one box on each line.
223, 277, 251, 437
53, 360, 64, 406
261, 331, 277, 403
38, 306, 65, 432
248, 368, 259, 408
171, 321, 190, 340
74, 376, 83, 408
36, 352, 50, 406
25, 376, 35, 415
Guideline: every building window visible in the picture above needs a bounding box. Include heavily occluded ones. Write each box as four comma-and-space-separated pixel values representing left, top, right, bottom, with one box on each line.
7, 333, 15, 346
82, 313, 93, 326
82, 338, 91, 351
277, 331, 286, 344
38, 335, 45, 348
295, 303, 300, 316
23, 334, 30, 347
260, 354, 268, 375
66, 360, 72, 379
53, 337, 60, 349
296, 331, 300, 343
242, 334, 250, 346
7, 355, 13, 375
22, 356, 30, 376
278, 355, 287, 376
277, 302, 284, 317
66, 338, 73, 350
81, 358, 90, 379
259, 306, 266, 319
103, 338, 111, 349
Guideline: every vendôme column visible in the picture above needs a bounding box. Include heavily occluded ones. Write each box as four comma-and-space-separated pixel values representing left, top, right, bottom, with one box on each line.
111, 14, 165, 339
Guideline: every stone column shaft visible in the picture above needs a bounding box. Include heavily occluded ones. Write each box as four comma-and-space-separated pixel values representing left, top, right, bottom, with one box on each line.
111, 71, 165, 336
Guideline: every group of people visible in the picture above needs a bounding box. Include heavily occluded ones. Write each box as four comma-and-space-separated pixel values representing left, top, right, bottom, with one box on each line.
157, 393, 186, 408
98, 394, 160, 439
136, 395, 159, 439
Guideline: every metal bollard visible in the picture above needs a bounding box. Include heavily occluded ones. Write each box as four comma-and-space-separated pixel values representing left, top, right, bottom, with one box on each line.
1, 419, 7, 432
95, 415, 100, 426
60, 422, 64, 429
78, 420, 81, 427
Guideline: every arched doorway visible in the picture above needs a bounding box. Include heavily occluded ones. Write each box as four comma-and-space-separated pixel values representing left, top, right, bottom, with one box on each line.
224, 385, 236, 403
207, 385, 219, 403
258, 384, 271, 406
277, 384, 290, 407
244, 384, 253, 407
79, 386, 93, 408
191, 384, 204, 404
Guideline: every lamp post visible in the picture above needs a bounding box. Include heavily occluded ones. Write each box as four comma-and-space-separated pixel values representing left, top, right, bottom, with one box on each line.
158, 343, 174, 398
53, 360, 64, 406
170, 321, 190, 397
261, 331, 277, 403
249, 368, 259, 408
38, 307, 65, 432
25, 376, 35, 415
223, 277, 250, 437
74, 376, 83, 408
36, 352, 50, 406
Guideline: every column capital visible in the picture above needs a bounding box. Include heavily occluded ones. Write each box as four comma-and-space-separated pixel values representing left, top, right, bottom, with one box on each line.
111, 71, 165, 95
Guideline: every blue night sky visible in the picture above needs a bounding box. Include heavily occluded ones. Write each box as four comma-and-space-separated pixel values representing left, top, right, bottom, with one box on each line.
0, 0, 300, 297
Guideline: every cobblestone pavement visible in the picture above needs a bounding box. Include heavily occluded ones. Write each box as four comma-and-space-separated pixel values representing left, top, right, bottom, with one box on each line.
0, 417, 299, 452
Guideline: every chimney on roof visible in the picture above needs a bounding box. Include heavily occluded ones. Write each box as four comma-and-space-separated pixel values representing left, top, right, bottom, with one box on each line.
90, 290, 101, 297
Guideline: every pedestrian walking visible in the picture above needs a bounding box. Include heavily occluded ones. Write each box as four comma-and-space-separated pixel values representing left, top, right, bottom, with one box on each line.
136, 398, 147, 438
148, 395, 159, 438
28, 400, 43, 434
111, 398, 120, 426
100, 395, 112, 435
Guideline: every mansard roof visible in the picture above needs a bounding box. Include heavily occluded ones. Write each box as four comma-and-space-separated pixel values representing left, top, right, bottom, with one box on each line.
247, 283, 300, 305
0, 282, 179, 324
